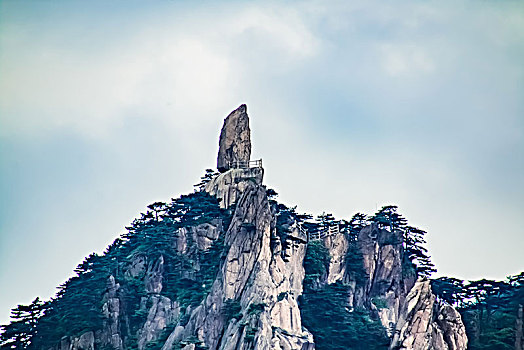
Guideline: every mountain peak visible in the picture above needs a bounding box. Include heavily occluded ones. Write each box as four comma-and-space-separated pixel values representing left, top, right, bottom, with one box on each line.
217, 104, 251, 172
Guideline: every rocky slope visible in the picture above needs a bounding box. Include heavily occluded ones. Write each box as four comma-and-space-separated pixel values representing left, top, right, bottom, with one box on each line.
321, 224, 467, 349
4, 105, 468, 350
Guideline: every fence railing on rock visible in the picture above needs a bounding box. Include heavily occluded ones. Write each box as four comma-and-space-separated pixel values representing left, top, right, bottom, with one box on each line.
297, 222, 341, 242
227, 159, 263, 169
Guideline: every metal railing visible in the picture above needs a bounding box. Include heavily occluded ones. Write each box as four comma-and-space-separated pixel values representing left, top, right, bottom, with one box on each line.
297, 222, 308, 237
227, 159, 263, 170
294, 222, 341, 242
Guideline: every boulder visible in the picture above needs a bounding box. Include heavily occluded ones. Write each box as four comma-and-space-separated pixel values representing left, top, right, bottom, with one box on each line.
217, 105, 251, 172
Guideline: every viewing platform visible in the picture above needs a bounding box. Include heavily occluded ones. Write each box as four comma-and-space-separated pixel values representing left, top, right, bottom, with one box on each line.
226, 159, 263, 170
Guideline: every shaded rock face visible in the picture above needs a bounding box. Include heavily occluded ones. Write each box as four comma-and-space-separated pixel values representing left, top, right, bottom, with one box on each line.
389, 279, 468, 350
217, 105, 251, 172
177, 220, 223, 252
145, 256, 164, 294
176, 219, 224, 254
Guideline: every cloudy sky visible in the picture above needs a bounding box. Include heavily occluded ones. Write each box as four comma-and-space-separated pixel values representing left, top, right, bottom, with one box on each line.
1, 0, 523, 324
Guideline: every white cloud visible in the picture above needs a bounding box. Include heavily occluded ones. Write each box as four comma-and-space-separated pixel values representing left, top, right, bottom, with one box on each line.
0, 2, 320, 139
379, 44, 436, 77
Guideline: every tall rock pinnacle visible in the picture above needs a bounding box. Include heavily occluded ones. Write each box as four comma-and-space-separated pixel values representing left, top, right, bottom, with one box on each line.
217, 104, 251, 172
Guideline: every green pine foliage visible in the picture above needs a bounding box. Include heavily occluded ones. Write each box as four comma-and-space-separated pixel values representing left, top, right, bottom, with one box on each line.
300, 282, 389, 350
303, 240, 330, 288
1, 190, 232, 349
193, 169, 219, 192
300, 233, 388, 350
4, 172, 521, 350
370, 206, 436, 278
432, 272, 524, 350
0, 298, 45, 349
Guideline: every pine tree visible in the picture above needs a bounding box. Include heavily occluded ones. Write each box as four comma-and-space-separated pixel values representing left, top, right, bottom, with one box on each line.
0, 298, 45, 349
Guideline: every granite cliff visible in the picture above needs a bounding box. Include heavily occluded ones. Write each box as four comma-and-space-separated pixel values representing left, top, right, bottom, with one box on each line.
0, 105, 470, 350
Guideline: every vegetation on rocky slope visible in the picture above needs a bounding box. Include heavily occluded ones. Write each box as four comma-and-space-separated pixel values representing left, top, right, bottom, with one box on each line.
432, 274, 524, 350
1, 186, 522, 349
0, 188, 232, 350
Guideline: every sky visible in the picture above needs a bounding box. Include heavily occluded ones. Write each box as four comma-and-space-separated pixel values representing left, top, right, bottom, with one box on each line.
1, 0, 523, 324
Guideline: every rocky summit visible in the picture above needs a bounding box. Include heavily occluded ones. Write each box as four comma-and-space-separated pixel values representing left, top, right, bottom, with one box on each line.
2, 105, 522, 350
217, 104, 251, 173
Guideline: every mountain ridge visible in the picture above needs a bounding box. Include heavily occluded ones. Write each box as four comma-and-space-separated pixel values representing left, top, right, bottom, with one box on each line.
1, 105, 522, 350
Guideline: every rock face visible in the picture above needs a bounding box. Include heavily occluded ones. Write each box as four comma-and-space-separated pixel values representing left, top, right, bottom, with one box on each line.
205, 167, 264, 208
137, 296, 180, 350
39, 104, 468, 350
323, 232, 349, 284
101, 276, 123, 349
56, 332, 95, 350
323, 224, 416, 332
357, 224, 415, 332
217, 105, 251, 172
389, 279, 468, 350
321, 224, 467, 349
163, 179, 313, 350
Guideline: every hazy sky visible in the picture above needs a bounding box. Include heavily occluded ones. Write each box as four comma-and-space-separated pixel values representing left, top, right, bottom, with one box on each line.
1, 0, 523, 324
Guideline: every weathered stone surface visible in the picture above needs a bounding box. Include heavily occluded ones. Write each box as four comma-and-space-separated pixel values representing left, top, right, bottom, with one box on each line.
161, 326, 185, 350
138, 296, 180, 350
217, 104, 251, 172
205, 167, 264, 208
72, 332, 94, 350
389, 279, 467, 350
177, 220, 223, 253
42, 104, 470, 350
101, 275, 123, 349
145, 255, 164, 294
322, 224, 414, 333
357, 224, 415, 332
435, 304, 468, 350
125, 255, 147, 279
321, 223, 466, 348
323, 231, 349, 284
163, 183, 313, 350
54, 331, 95, 350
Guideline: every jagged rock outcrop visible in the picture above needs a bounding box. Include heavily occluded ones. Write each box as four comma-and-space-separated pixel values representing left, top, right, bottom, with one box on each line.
205, 167, 264, 208
177, 220, 224, 252
137, 296, 180, 350
323, 224, 415, 332
321, 224, 466, 349
217, 104, 251, 172
34, 104, 469, 350
101, 276, 123, 349
145, 256, 165, 294
56, 332, 95, 350
323, 231, 349, 284
357, 224, 415, 332
162, 179, 313, 350
389, 279, 467, 350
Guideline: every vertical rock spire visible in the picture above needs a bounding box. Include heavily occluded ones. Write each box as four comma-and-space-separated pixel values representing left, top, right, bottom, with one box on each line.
217, 104, 251, 172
